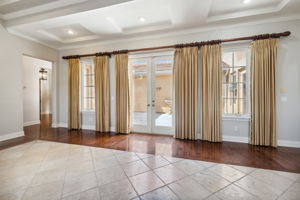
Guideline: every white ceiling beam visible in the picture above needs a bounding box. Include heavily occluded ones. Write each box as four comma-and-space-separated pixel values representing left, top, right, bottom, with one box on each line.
3, 0, 133, 27
0, 0, 21, 7
2, 0, 88, 20
168, 0, 212, 24
106, 17, 123, 33
207, 0, 290, 22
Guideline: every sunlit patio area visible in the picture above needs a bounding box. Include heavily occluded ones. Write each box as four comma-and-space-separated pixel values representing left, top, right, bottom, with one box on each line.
133, 112, 172, 127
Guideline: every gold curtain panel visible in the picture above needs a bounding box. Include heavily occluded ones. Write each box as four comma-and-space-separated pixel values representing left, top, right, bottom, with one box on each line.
68, 58, 81, 129
115, 54, 131, 134
94, 56, 110, 132
173, 47, 198, 140
201, 44, 222, 142
251, 38, 278, 147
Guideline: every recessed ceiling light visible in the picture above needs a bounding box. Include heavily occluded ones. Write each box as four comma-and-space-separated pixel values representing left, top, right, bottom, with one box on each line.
243, 0, 251, 4
67, 29, 74, 35
139, 17, 145, 22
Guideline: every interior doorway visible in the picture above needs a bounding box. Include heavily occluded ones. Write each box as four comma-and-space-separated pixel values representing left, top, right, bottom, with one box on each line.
129, 52, 174, 135
22, 55, 52, 127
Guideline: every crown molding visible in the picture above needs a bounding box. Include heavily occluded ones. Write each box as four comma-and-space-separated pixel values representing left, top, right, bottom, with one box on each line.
0, 0, 21, 7
207, 0, 290, 22
37, 29, 101, 44
58, 14, 300, 50
3, 0, 133, 27
7, 28, 58, 49
5, 13, 300, 51
2, 0, 87, 21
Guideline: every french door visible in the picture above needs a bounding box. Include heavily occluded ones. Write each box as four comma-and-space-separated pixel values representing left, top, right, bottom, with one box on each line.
129, 53, 174, 135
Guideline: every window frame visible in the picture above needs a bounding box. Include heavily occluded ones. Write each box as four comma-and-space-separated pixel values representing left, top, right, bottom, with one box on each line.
221, 46, 251, 119
80, 58, 95, 113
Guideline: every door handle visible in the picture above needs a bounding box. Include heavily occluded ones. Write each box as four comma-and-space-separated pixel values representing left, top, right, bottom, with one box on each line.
147, 104, 150, 107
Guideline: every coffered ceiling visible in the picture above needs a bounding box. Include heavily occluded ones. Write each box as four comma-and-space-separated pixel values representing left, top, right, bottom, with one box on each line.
1, 0, 299, 49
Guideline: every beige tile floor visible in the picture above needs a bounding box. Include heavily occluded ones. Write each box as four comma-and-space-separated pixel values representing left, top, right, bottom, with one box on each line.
0, 140, 300, 200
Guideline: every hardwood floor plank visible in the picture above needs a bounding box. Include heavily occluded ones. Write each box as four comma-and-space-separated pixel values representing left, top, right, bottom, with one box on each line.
1, 114, 300, 173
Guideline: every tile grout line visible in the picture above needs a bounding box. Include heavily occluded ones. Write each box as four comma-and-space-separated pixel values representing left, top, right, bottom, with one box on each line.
15, 142, 38, 200
275, 177, 299, 200
60, 145, 101, 199
58, 143, 71, 199
2, 140, 299, 200
193, 165, 261, 200
139, 158, 214, 199
19, 141, 55, 200
246, 168, 297, 199
121, 151, 182, 199
106, 151, 219, 199
116, 151, 141, 199
89, 146, 101, 198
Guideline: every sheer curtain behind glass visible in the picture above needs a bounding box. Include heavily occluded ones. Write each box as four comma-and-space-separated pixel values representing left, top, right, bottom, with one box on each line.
251, 38, 278, 147
68, 58, 81, 129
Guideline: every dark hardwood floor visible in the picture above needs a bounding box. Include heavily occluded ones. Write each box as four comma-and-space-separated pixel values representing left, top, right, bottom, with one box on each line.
1, 114, 300, 173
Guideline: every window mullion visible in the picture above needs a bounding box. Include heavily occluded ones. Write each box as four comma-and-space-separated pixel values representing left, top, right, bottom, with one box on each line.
232, 52, 234, 115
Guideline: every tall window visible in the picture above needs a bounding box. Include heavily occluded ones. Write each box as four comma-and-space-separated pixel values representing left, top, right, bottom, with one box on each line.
222, 49, 249, 115
82, 62, 95, 111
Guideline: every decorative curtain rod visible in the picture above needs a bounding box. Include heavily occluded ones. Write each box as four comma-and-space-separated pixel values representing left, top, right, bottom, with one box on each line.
62, 31, 290, 59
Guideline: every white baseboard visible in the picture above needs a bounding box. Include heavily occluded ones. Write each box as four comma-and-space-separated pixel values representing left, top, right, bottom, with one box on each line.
278, 140, 300, 148
24, 120, 40, 127
54, 123, 116, 132
52, 124, 300, 148
57, 123, 67, 128
41, 112, 52, 115
82, 125, 95, 130
0, 131, 25, 142
222, 136, 249, 143
222, 135, 300, 148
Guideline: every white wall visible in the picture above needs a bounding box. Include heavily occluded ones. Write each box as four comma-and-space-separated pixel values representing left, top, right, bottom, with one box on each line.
0, 24, 58, 141
58, 19, 300, 147
22, 56, 52, 126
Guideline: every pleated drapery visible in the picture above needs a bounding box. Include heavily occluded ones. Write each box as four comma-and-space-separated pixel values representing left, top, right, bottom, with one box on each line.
201, 44, 222, 142
173, 47, 198, 140
68, 58, 81, 129
251, 38, 278, 147
115, 54, 131, 134
94, 56, 110, 132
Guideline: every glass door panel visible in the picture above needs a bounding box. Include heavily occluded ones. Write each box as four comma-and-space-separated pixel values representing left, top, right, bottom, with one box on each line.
151, 57, 173, 134
129, 55, 173, 135
130, 59, 151, 133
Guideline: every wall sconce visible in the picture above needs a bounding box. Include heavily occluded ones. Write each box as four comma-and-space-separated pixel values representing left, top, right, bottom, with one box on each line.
39, 68, 47, 80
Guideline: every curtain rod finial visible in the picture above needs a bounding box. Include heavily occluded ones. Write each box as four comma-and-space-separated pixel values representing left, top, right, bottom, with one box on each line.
283, 31, 291, 36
